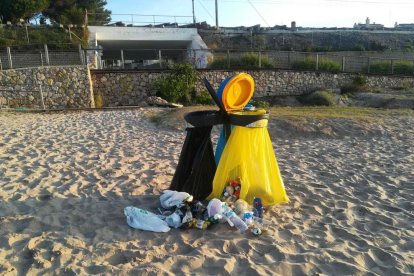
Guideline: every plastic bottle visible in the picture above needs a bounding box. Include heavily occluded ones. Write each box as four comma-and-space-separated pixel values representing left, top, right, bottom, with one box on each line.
222, 203, 248, 232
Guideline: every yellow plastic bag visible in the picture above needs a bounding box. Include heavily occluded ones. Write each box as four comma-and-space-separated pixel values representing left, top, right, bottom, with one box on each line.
208, 125, 289, 206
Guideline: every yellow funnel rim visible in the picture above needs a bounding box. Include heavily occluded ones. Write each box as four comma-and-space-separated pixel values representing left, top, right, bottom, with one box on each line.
222, 73, 254, 111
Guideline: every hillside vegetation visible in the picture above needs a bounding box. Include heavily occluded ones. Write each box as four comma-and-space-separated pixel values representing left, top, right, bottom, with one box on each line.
200, 30, 414, 52
0, 26, 86, 48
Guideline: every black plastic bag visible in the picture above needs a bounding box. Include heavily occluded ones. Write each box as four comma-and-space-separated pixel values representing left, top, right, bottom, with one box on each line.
170, 127, 216, 200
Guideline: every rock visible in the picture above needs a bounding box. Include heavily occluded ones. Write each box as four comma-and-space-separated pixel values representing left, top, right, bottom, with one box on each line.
146, 96, 183, 108
37, 74, 45, 81
0, 97, 7, 106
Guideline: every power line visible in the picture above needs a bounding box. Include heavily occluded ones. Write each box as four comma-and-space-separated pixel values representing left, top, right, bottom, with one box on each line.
197, 0, 215, 20
201, 0, 414, 5
247, 0, 271, 27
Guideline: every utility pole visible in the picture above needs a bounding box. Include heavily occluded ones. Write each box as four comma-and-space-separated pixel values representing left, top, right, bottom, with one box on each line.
215, 0, 219, 29
192, 0, 196, 25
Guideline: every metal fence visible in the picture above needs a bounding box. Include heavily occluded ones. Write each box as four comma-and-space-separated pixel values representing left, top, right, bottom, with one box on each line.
95, 48, 414, 75
2, 43, 414, 75
193, 50, 414, 75
0, 44, 84, 70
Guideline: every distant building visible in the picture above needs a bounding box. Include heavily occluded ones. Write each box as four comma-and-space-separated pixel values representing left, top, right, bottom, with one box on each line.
354, 17, 384, 30
395, 23, 414, 31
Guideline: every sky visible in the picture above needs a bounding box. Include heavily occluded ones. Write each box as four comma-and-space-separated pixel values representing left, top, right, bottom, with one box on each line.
106, 0, 414, 28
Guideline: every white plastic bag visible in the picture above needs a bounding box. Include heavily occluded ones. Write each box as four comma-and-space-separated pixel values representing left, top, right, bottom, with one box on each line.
160, 190, 193, 209
124, 206, 170, 232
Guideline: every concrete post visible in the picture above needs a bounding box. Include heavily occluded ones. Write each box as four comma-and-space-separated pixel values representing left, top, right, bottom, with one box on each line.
0, 57, 2, 70
39, 84, 46, 110
342, 56, 345, 72
40, 51, 44, 66
6, 47, 12, 69
84, 50, 88, 65
158, 50, 162, 68
44, 44, 50, 66
78, 44, 84, 65
120, 49, 125, 69
227, 50, 230, 69
315, 53, 319, 71
367, 57, 371, 73
259, 51, 262, 68
287, 52, 291, 69
25, 24, 30, 44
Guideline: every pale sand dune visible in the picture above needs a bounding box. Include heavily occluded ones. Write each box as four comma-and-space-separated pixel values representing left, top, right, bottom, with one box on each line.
0, 109, 413, 275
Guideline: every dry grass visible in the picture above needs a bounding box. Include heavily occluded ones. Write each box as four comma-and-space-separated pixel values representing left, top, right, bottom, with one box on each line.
148, 106, 413, 129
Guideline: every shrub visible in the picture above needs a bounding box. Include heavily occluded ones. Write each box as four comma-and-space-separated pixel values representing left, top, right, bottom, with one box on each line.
353, 74, 368, 86
394, 61, 414, 75
209, 52, 272, 69
369, 61, 391, 74
369, 60, 414, 75
154, 63, 199, 105
194, 90, 214, 105
300, 90, 337, 106
319, 59, 341, 73
392, 80, 413, 91
292, 58, 340, 73
250, 99, 270, 109
292, 58, 315, 70
340, 74, 368, 94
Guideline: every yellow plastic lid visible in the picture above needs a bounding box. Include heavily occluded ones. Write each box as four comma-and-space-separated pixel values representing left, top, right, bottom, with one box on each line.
222, 73, 255, 111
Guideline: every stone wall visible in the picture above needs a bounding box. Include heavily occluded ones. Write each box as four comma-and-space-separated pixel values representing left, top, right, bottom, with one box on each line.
2, 66, 412, 110
91, 71, 163, 107
91, 69, 414, 106
0, 66, 94, 109
198, 70, 414, 96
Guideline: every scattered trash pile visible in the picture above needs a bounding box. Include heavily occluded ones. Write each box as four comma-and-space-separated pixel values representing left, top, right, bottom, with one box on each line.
124, 187, 269, 235
125, 73, 289, 236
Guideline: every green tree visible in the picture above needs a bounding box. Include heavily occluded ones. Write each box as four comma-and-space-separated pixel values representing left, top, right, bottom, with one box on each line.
43, 0, 110, 25
0, 0, 50, 23
79, 0, 111, 25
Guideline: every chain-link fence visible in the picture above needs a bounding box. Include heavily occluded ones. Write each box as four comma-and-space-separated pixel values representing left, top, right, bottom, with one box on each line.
195, 50, 414, 75
3, 43, 414, 75
0, 44, 84, 70
93, 48, 414, 75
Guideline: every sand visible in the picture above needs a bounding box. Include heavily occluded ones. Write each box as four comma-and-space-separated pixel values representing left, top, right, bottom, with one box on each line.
0, 108, 413, 275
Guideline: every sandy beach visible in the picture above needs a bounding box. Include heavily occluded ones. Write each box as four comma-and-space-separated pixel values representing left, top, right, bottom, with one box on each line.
0, 108, 413, 275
